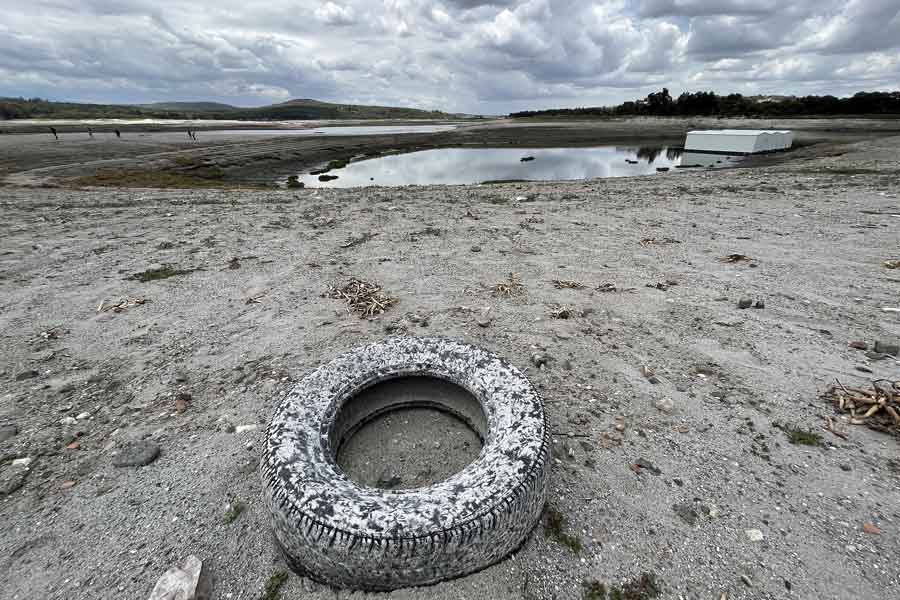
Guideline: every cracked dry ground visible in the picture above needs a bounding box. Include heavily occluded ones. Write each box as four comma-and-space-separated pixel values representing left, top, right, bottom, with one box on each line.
1, 135, 899, 599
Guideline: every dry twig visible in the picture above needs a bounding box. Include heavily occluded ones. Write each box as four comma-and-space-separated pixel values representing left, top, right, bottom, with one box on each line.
823, 378, 900, 435
493, 272, 524, 297
552, 279, 584, 289
327, 277, 397, 318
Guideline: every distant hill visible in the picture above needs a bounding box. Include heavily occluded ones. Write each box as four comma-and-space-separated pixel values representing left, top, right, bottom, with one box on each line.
137, 101, 238, 112
0, 96, 454, 121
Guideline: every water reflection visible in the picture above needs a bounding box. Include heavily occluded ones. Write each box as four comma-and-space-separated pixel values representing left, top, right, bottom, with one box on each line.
291, 146, 691, 188
679, 151, 741, 168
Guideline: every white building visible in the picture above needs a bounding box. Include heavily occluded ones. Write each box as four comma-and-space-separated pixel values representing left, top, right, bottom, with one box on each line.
684, 129, 793, 155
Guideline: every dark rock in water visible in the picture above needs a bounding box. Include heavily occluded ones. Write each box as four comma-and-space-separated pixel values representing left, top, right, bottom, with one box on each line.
318, 174, 339, 182
656, 167, 670, 172
737, 298, 753, 309
113, 441, 161, 467
15, 370, 39, 381
286, 175, 304, 189
873, 340, 899, 356
520, 156, 535, 162
0, 424, 18, 442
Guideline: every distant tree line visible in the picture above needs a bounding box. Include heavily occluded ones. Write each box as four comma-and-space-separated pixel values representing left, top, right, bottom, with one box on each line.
509, 89, 900, 118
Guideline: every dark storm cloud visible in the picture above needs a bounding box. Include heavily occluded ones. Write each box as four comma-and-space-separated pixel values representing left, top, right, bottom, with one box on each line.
1, 0, 898, 114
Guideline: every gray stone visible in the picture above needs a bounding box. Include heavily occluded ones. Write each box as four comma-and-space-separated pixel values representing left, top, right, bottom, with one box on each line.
0, 466, 28, 496
113, 441, 160, 467
147, 555, 206, 600
15, 370, 39, 381
0, 424, 18, 443
754, 299, 765, 309
531, 352, 549, 367
654, 397, 675, 414
737, 298, 753, 309
873, 340, 899, 356
672, 502, 698, 525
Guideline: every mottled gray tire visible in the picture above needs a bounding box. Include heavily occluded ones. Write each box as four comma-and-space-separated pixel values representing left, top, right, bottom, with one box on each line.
262, 337, 550, 591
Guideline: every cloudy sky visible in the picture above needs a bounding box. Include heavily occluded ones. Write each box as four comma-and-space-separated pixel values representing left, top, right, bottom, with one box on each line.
2, 0, 898, 113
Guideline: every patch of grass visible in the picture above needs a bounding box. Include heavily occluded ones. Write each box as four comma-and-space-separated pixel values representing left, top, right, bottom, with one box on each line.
223, 499, 247, 524
785, 427, 823, 446
69, 166, 263, 189
544, 503, 583, 554
583, 580, 607, 600
126, 264, 196, 282
260, 570, 288, 600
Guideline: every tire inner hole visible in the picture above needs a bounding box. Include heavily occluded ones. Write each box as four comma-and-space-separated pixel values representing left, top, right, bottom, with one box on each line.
334, 376, 486, 490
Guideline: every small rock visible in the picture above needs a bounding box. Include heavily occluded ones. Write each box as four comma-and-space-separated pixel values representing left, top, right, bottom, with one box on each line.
840, 463, 852, 472
147, 555, 205, 600
0, 467, 28, 496
476, 317, 491, 328
76, 412, 91, 420
873, 340, 899, 356
0, 424, 18, 443
15, 370, 39, 381
113, 441, 160, 467
11, 457, 32, 467
741, 575, 752, 587
848, 340, 868, 350
634, 457, 661, 475
60, 480, 77, 489
737, 298, 753, 309
654, 397, 675, 414
531, 352, 549, 368
174, 392, 192, 413
745, 528, 764, 542
235, 424, 257, 434
865, 351, 889, 361
470, 245, 482, 253
640, 365, 660, 384
60, 416, 77, 426
673, 502, 698, 525
753, 299, 765, 309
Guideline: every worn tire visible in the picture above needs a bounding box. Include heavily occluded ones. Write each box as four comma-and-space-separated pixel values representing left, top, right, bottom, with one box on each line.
262, 337, 550, 590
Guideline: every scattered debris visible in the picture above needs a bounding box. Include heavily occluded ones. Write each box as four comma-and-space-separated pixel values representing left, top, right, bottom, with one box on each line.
549, 305, 573, 319
227, 257, 241, 270
326, 278, 397, 318
245, 291, 267, 304
493, 272, 524, 297
552, 279, 584, 289
884, 259, 900, 269
632, 457, 662, 475
639, 237, 681, 247
174, 392, 191, 413
640, 365, 661, 384
647, 280, 678, 291
40, 326, 66, 340
596, 282, 618, 293
520, 156, 535, 162
863, 521, 881, 535
340, 232, 377, 248
148, 555, 205, 600
754, 299, 765, 309
98, 297, 148, 313
126, 265, 195, 282
531, 352, 550, 368
824, 378, 900, 435
721, 254, 752, 263
672, 502, 699, 525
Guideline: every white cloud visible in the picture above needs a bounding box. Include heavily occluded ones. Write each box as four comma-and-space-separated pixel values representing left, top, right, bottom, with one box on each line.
0, 0, 897, 113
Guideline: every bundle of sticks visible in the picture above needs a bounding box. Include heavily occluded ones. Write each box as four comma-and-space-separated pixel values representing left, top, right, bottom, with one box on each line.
326, 278, 397, 318
825, 378, 900, 433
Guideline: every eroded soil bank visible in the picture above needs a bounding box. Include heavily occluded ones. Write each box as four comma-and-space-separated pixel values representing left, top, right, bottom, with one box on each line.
1, 128, 899, 599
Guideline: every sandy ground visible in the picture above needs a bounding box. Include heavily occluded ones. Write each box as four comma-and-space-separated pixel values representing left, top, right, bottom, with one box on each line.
1, 122, 900, 600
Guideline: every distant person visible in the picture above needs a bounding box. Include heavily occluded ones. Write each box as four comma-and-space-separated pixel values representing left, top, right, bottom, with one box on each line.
50, 126, 58, 140
191, 130, 198, 141
88, 127, 93, 138
115, 129, 121, 138
187, 128, 192, 140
